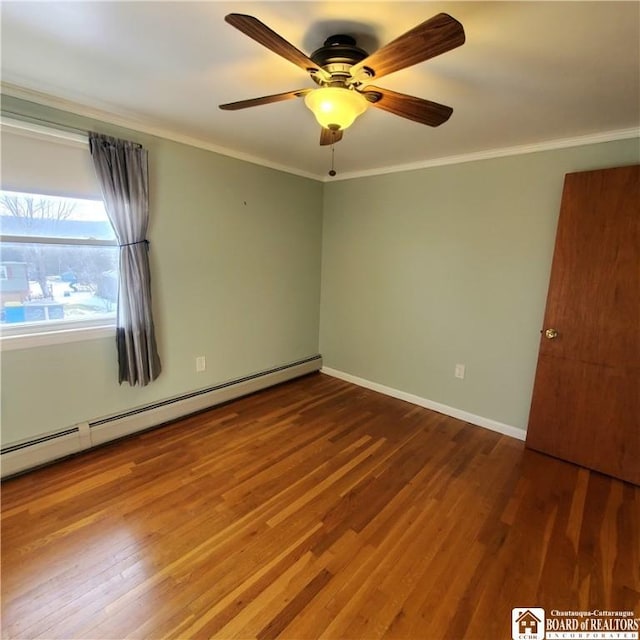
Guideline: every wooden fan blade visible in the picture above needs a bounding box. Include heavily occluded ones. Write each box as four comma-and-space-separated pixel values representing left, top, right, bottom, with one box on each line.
320, 128, 344, 146
225, 14, 330, 81
351, 13, 464, 80
362, 86, 453, 126
219, 89, 311, 110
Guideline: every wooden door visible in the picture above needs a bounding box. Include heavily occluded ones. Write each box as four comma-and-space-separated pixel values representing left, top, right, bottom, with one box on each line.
526, 165, 639, 485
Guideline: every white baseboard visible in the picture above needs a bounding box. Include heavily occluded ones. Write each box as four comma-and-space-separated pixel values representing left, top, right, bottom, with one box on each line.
1, 356, 322, 478
89, 356, 321, 446
321, 366, 526, 441
0, 428, 87, 478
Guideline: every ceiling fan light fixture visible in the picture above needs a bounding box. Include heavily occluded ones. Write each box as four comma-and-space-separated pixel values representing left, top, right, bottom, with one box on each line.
304, 87, 368, 131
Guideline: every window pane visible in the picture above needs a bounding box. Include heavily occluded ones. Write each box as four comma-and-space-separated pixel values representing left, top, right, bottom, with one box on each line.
1, 242, 118, 325
0, 190, 115, 241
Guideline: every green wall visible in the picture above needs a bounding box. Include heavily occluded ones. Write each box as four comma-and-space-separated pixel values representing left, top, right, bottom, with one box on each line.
2, 93, 637, 446
1, 96, 323, 445
320, 139, 640, 431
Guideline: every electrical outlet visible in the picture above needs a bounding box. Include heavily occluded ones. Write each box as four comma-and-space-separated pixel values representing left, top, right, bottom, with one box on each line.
454, 363, 465, 379
196, 356, 206, 372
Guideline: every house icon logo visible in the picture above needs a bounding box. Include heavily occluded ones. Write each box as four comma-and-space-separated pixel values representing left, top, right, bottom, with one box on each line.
512, 607, 545, 640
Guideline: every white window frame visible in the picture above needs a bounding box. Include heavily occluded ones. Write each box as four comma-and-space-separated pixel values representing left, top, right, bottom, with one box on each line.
1, 321, 115, 351
0, 118, 118, 350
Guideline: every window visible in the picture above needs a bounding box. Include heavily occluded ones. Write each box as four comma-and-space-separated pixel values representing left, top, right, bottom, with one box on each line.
0, 118, 118, 349
0, 190, 118, 338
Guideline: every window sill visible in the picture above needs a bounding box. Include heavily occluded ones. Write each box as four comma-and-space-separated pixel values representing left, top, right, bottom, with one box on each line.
0, 322, 115, 351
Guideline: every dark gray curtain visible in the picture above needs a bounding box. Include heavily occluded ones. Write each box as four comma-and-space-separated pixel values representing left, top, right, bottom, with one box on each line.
89, 133, 161, 386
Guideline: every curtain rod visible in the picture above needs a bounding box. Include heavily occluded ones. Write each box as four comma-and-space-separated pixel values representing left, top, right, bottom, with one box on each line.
0, 109, 88, 138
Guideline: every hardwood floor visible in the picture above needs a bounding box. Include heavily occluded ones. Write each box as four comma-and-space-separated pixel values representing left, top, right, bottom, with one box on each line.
2, 373, 638, 639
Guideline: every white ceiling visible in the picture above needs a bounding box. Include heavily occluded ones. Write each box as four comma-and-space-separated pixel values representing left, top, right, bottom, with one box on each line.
1, 1, 639, 180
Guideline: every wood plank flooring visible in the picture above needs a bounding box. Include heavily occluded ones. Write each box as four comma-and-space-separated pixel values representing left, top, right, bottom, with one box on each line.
1, 373, 639, 639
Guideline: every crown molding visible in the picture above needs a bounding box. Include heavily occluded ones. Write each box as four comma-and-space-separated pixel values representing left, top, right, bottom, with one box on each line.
0, 82, 322, 182
3, 82, 638, 184
325, 127, 640, 182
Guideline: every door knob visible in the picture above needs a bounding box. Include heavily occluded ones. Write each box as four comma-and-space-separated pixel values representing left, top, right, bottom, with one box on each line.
544, 328, 559, 339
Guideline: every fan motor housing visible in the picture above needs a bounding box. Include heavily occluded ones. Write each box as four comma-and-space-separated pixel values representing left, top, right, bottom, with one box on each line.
310, 35, 369, 82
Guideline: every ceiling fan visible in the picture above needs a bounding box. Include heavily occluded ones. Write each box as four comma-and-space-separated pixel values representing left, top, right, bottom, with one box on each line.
219, 13, 465, 146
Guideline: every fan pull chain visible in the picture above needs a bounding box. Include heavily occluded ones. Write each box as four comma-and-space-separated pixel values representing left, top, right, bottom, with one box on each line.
328, 144, 337, 177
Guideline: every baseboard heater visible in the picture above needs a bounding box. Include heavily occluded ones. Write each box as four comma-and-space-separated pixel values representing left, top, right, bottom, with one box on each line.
1, 354, 322, 478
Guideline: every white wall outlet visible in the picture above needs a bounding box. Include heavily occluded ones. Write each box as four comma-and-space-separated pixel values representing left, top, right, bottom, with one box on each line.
454, 363, 465, 379
195, 356, 206, 372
